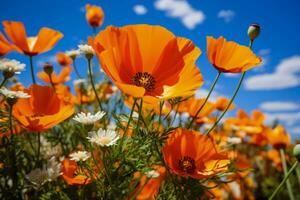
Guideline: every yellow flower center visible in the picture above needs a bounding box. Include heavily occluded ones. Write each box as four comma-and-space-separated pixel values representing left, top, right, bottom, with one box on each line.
98, 136, 111, 145
179, 156, 196, 174
132, 72, 156, 92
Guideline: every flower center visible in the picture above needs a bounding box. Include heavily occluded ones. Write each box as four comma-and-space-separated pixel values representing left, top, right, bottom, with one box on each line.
98, 136, 111, 145
179, 156, 196, 174
132, 72, 156, 92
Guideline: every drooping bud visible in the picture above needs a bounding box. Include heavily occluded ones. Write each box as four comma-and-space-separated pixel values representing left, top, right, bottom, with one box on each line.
293, 144, 300, 161
43, 62, 54, 76
248, 23, 261, 41
3, 71, 15, 79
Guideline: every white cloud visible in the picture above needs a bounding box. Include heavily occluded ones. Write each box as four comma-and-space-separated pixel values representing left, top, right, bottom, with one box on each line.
154, 0, 205, 29
244, 55, 300, 90
218, 10, 235, 23
195, 88, 225, 101
260, 101, 300, 112
265, 112, 300, 126
133, 5, 148, 15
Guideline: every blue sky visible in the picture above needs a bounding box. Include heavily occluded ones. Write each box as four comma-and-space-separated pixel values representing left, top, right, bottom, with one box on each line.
1, 0, 300, 139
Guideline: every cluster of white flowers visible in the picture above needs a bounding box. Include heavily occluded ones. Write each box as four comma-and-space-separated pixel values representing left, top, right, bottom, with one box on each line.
87, 128, 120, 147
0, 88, 30, 99
73, 111, 106, 124
65, 49, 81, 59
227, 137, 242, 145
78, 44, 95, 55
69, 151, 91, 162
73, 79, 86, 86
25, 157, 61, 189
0, 58, 25, 73
146, 170, 160, 178
40, 136, 63, 159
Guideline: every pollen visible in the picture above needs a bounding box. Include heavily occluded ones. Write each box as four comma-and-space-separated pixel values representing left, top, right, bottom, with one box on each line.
132, 72, 156, 92
179, 156, 196, 174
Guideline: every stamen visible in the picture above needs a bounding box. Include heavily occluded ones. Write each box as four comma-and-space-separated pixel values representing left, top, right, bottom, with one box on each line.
179, 156, 196, 174
132, 72, 156, 92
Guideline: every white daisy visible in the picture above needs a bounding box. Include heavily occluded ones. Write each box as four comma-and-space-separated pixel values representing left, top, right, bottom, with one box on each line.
73, 79, 86, 86
226, 137, 242, 145
65, 49, 81, 59
0, 88, 30, 99
0, 58, 25, 73
78, 44, 94, 55
69, 151, 91, 162
146, 170, 160, 178
87, 128, 120, 147
73, 111, 106, 124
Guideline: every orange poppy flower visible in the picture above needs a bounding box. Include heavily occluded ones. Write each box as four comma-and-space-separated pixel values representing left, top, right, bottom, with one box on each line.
2, 21, 63, 56
74, 83, 96, 104
12, 84, 74, 132
163, 128, 229, 179
85, 4, 104, 28
207, 36, 262, 73
61, 159, 92, 185
267, 125, 290, 149
266, 149, 283, 171
90, 25, 202, 99
0, 32, 14, 56
56, 52, 72, 66
37, 66, 72, 84
131, 165, 166, 200
224, 110, 265, 135
215, 96, 235, 111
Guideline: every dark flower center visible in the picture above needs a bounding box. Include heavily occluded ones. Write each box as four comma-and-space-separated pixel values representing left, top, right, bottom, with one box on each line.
132, 72, 156, 92
179, 156, 196, 174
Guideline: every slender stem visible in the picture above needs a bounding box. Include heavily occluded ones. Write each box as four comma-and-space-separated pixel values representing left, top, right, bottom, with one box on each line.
295, 165, 300, 188
118, 99, 137, 154
47, 74, 56, 91
37, 132, 41, 168
87, 58, 102, 110
0, 77, 7, 88
29, 56, 36, 84
205, 72, 246, 135
187, 71, 221, 128
92, 27, 97, 37
269, 161, 298, 200
73, 60, 82, 79
158, 101, 164, 126
279, 148, 295, 200
9, 104, 18, 192
135, 98, 143, 133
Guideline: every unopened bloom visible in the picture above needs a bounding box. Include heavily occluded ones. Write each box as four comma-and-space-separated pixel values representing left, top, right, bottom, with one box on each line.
69, 151, 91, 162
227, 137, 242, 145
0, 88, 30, 99
85, 4, 104, 28
0, 58, 25, 74
73, 111, 106, 124
87, 128, 119, 147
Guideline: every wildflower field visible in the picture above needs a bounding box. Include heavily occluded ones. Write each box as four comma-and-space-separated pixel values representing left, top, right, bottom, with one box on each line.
1, 1, 300, 200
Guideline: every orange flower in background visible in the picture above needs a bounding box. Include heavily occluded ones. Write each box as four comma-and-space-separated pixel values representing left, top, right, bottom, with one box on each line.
266, 149, 283, 171
131, 165, 166, 200
215, 96, 235, 111
12, 84, 74, 132
0, 32, 14, 56
38, 66, 72, 84
224, 109, 265, 135
90, 25, 202, 99
56, 52, 72, 66
74, 82, 96, 104
163, 128, 229, 179
61, 159, 91, 185
2, 21, 63, 56
207, 36, 261, 73
86, 4, 104, 28
267, 125, 290, 149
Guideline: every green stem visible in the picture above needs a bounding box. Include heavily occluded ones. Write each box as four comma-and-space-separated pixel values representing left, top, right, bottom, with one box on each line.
9, 104, 18, 192
187, 71, 221, 128
158, 101, 164, 127
205, 72, 246, 135
135, 98, 143, 133
87, 58, 102, 110
295, 165, 300, 188
0, 77, 7, 88
279, 148, 295, 200
37, 132, 41, 168
73, 60, 82, 79
118, 98, 137, 154
269, 161, 298, 200
29, 56, 36, 84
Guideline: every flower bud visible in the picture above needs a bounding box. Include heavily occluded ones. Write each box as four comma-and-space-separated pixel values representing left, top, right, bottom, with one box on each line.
293, 144, 300, 161
43, 63, 54, 76
3, 71, 15, 79
248, 23, 260, 41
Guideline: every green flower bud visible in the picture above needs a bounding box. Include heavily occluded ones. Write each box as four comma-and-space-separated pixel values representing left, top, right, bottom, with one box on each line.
248, 23, 261, 41
293, 144, 300, 161
43, 62, 54, 76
